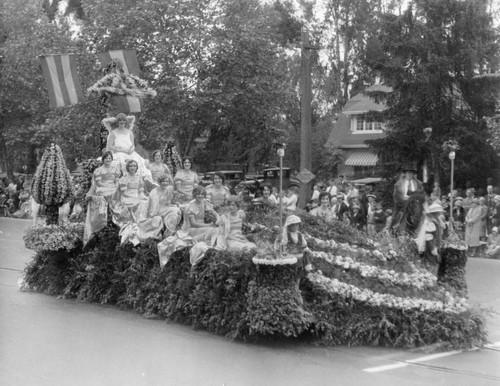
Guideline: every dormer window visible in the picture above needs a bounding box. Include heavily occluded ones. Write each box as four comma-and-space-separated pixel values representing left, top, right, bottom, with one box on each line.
351, 114, 384, 133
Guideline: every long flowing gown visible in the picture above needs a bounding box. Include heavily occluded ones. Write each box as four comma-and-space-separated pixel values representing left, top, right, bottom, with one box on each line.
83, 165, 120, 245
218, 209, 256, 251
114, 174, 149, 245
110, 130, 147, 172
140, 185, 181, 239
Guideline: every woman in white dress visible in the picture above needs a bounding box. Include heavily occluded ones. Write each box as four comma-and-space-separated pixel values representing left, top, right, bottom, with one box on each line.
174, 158, 199, 203
102, 113, 150, 180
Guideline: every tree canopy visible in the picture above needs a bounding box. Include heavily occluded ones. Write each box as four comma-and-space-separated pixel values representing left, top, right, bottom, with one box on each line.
0, 0, 499, 188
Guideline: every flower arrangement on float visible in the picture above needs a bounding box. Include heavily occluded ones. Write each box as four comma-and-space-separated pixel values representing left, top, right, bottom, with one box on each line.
310, 250, 437, 290
307, 272, 467, 314
30, 143, 74, 225
24, 223, 84, 252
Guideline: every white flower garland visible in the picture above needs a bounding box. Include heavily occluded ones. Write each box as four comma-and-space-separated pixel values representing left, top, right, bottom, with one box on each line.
311, 251, 437, 290
87, 73, 157, 98
307, 272, 468, 314
252, 256, 298, 266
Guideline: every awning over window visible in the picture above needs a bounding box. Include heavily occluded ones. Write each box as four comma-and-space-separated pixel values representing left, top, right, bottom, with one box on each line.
344, 152, 378, 166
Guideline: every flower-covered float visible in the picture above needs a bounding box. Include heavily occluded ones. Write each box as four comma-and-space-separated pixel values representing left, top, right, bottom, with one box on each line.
21, 209, 486, 348
21, 146, 486, 349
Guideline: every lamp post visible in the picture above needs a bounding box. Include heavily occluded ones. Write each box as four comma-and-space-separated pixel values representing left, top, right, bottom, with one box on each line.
449, 150, 456, 231
274, 143, 285, 257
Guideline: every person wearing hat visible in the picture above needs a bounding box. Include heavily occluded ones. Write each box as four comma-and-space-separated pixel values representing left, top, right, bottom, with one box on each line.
415, 202, 446, 270
465, 198, 483, 257
275, 215, 312, 272
392, 164, 425, 229
485, 227, 500, 258
451, 197, 465, 229
332, 194, 349, 221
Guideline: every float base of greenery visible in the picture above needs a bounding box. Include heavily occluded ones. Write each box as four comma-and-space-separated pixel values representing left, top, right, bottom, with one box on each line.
20, 217, 488, 349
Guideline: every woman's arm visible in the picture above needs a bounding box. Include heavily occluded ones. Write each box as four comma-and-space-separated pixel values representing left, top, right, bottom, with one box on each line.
128, 131, 135, 154
106, 131, 118, 153
102, 117, 116, 131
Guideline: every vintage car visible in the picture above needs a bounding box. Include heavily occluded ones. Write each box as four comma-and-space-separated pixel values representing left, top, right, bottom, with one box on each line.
235, 167, 299, 195
200, 170, 245, 194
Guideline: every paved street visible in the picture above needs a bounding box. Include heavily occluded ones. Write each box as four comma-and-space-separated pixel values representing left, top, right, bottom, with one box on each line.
1, 218, 499, 386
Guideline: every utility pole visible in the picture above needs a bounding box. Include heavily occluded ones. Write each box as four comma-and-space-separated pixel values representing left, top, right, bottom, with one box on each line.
297, 30, 318, 208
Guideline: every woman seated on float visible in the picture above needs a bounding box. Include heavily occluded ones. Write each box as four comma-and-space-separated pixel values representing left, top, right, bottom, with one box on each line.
147, 150, 174, 188
102, 113, 150, 180
205, 172, 230, 209
274, 215, 312, 271
91, 150, 121, 201
83, 151, 121, 244
117, 160, 148, 219
146, 173, 181, 238
309, 191, 335, 222
252, 183, 277, 208
174, 158, 199, 203
218, 196, 256, 251
182, 185, 219, 244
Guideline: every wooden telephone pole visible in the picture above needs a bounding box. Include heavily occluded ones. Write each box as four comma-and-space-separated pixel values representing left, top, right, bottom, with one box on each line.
297, 30, 318, 208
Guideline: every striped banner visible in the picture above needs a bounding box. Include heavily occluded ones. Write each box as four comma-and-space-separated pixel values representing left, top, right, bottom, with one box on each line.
39, 54, 85, 108
97, 49, 142, 113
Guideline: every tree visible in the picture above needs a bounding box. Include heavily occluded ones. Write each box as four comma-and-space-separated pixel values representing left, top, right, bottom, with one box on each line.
0, 0, 78, 176
365, 0, 500, 189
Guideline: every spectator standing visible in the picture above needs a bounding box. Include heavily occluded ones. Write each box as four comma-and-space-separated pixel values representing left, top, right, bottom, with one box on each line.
430, 181, 441, 203
462, 188, 475, 215
350, 204, 365, 231
479, 197, 488, 243
365, 194, 377, 236
325, 178, 338, 198
465, 198, 483, 257
486, 185, 496, 232
373, 202, 387, 233
311, 183, 322, 202
345, 183, 359, 205
332, 194, 349, 221
452, 197, 465, 230
310, 192, 335, 222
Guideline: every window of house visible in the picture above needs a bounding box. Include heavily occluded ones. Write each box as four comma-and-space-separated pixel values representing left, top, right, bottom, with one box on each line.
351, 115, 384, 133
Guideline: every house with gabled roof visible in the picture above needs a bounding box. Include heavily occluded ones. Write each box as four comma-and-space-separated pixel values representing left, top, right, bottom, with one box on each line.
327, 83, 390, 179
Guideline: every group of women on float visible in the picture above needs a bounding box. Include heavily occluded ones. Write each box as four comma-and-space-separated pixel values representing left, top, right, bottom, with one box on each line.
84, 146, 254, 254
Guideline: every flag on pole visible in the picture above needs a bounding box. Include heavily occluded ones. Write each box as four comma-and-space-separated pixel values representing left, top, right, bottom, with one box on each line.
97, 49, 142, 113
39, 54, 85, 108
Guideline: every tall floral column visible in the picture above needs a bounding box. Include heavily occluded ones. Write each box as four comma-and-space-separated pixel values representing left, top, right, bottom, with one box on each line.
31, 143, 74, 225
245, 254, 312, 337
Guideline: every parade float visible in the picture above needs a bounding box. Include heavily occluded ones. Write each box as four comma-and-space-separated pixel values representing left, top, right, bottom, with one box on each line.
20, 51, 486, 351
21, 145, 487, 350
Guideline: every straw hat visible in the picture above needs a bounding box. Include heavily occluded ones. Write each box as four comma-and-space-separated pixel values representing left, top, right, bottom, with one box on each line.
426, 203, 444, 214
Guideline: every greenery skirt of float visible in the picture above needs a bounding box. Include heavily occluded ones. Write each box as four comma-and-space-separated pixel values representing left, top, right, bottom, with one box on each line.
20, 207, 487, 349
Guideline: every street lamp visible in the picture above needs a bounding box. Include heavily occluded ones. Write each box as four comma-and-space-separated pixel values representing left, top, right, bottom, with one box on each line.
274, 143, 286, 257
449, 150, 456, 231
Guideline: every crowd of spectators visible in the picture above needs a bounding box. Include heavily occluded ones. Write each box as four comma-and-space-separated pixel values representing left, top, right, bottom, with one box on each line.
0, 175, 32, 218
